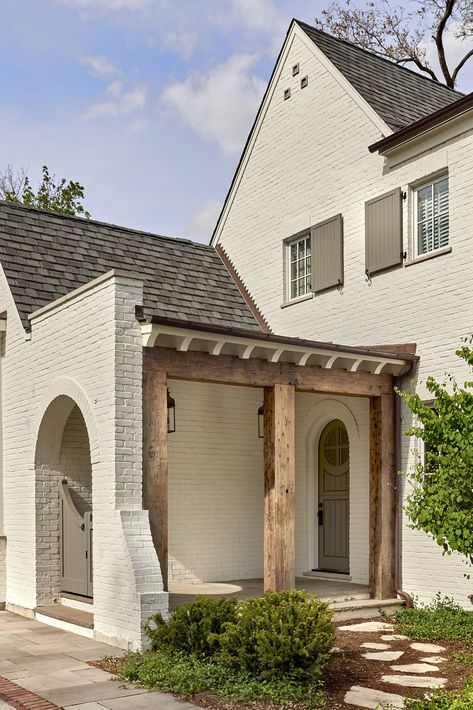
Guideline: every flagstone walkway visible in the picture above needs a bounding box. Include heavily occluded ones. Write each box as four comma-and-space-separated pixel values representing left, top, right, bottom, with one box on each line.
0, 611, 196, 710
339, 621, 448, 708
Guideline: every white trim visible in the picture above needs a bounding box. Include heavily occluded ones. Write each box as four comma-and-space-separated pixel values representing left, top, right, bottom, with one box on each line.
29, 269, 146, 323
211, 21, 391, 248
411, 173, 449, 260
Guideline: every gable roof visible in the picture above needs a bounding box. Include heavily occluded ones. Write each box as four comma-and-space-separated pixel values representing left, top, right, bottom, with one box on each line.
0, 201, 262, 332
297, 21, 463, 131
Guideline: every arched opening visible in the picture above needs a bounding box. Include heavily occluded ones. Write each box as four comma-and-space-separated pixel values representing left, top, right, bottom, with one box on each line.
317, 419, 350, 574
35, 396, 93, 606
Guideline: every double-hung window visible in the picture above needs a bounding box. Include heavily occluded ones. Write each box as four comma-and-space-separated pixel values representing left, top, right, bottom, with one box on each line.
288, 233, 311, 300
415, 175, 449, 256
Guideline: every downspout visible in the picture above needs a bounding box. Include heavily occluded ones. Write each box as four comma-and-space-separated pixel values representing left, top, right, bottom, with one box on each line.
394, 362, 416, 609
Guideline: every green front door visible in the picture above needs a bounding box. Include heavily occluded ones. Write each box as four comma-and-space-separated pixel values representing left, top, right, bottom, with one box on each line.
317, 420, 349, 573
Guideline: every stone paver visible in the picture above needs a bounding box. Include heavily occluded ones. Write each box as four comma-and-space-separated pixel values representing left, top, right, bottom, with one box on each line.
390, 663, 440, 674
0, 611, 194, 710
382, 674, 447, 689
339, 621, 393, 632
410, 642, 446, 653
361, 651, 404, 661
420, 656, 447, 664
344, 685, 405, 709
361, 642, 391, 650
381, 634, 409, 641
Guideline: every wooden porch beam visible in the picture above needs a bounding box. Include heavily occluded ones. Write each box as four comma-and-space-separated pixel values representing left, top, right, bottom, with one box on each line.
264, 384, 295, 592
369, 394, 396, 599
144, 348, 393, 398
143, 369, 168, 590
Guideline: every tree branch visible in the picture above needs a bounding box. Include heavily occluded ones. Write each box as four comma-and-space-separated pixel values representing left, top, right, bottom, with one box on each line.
451, 46, 473, 85
435, 0, 456, 87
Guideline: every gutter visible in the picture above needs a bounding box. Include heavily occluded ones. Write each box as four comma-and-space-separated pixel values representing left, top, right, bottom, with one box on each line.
393, 353, 418, 609
368, 93, 473, 155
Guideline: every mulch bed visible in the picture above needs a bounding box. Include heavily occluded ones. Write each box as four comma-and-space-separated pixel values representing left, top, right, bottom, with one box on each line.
92, 620, 473, 710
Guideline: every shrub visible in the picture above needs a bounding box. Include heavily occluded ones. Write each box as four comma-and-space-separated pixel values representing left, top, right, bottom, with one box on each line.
144, 596, 238, 658
217, 590, 334, 680
394, 594, 473, 642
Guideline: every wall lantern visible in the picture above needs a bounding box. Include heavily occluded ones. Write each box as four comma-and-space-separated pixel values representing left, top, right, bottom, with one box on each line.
258, 404, 264, 439
167, 389, 176, 433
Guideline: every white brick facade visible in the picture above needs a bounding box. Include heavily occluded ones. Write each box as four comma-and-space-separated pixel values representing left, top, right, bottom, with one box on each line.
0, 269, 167, 648
214, 26, 473, 606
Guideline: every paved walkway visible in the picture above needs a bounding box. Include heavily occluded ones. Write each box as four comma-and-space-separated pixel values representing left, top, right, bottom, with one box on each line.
0, 611, 196, 710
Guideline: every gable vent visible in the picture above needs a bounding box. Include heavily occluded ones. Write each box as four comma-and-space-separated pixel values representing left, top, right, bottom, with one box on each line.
284, 87, 291, 100
292, 63, 300, 76
301, 75, 309, 89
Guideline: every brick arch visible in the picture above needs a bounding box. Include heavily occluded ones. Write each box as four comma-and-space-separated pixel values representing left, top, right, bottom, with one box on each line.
34, 380, 99, 606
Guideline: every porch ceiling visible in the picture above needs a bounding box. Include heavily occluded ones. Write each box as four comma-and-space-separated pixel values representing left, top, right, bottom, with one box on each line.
141, 317, 416, 377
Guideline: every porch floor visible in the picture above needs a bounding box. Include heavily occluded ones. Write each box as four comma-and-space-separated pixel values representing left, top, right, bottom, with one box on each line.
169, 577, 370, 608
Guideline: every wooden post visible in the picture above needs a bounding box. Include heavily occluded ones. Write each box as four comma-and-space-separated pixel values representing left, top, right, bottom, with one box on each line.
369, 394, 396, 599
143, 369, 168, 590
263, 384, 295, 592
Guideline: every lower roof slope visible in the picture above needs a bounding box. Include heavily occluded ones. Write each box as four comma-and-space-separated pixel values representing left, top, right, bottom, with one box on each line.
0, 201, 261, 332
298, 21, 463, 131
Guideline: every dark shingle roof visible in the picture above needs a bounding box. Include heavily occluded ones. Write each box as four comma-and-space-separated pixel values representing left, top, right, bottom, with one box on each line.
297, 21, 463, 131
0, 201, 261, 331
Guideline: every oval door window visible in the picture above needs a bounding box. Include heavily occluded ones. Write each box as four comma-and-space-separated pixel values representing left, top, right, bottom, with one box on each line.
317, 420, 349, 573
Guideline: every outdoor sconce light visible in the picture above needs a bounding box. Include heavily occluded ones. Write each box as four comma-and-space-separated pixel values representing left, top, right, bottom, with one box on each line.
258, 404, 264, 439
167, 389, 176, 433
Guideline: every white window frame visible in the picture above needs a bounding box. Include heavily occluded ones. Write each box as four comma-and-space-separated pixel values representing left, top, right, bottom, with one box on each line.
285, 232, 312, 302
413, 174, 449, 258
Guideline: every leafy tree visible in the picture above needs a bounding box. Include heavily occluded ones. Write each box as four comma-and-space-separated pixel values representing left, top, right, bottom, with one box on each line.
0, 164, 90, 218
397, 340, 473, 566
315, 0, 473, 88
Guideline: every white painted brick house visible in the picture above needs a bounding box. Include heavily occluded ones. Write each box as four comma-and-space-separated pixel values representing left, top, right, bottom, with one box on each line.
0, 19, 470, 649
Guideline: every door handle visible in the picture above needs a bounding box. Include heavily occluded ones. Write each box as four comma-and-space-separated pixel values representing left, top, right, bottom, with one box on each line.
317, 508, 323, 526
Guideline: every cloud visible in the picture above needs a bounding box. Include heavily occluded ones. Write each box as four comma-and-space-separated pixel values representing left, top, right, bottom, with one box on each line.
230, 0, 286, 35
79, 54, 120, 78
187, 200, 222, 241
161, 30, 199, 61
83, 80, 147, 119
59, 0, 151, 11
162, 54, 266, 155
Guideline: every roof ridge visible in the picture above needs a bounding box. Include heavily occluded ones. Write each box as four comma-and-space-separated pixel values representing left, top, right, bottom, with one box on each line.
0, 199, 213, 251
295, 19, 464, 97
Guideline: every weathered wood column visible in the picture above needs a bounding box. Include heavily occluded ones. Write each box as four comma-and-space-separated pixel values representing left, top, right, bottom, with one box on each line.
369, 393, 396, 599
263, 383, 295, 592
143, 369, 168, 590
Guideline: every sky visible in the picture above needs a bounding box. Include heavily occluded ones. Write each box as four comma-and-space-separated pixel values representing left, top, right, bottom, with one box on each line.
0, 0, 471, 244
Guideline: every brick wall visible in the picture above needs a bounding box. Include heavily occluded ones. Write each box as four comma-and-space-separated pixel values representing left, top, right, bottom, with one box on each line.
215, 27, 473, 606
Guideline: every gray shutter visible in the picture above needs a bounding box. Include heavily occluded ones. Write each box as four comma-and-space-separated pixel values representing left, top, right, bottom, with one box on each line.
311, 214, 343, 292
365, 188, 403, 275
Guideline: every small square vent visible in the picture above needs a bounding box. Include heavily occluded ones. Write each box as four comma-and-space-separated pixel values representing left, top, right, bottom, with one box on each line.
284, 87, 291, 100
292, 63, 300, 76
301, 75, 309, 89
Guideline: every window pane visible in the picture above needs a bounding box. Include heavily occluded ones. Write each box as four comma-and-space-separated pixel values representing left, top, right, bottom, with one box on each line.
298, 259, 305, 278
290, 243, 297, 261
306, 255, 311, 273
434, 178, 448, 215
306, 275, 311, 292
298, 277, 306, 295
291, 280, 297, 299
418, 220, 432, 255
434, 214, 449, 249
417, 185, 432, 223
305, 238, 311, 256
299, 239, 306, 258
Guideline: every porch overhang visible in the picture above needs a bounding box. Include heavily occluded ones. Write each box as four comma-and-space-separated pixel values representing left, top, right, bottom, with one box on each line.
141, 316, 415, 379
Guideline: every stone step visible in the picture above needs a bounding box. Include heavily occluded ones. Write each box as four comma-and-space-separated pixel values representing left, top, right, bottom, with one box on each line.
60, 592, 94, 614
331, 597, 405, 621
319, 590, 372, 604
35, 603, 94, 637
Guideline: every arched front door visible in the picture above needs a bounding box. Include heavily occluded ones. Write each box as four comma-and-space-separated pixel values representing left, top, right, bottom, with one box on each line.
318, 420, 349, 573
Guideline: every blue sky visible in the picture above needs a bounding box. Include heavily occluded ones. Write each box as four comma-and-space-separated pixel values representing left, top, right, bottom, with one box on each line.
0, 0, 471, 243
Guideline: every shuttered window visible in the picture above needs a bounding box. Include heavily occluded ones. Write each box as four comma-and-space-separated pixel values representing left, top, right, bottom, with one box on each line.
415, 176, 449, 256
288, 233, 311, 299
365, 188, 403, 275
311, 214, 343, 292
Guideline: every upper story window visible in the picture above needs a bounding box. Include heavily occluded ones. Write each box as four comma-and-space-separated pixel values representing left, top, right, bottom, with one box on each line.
288, 234, 311, 299
415, 175, 449, 256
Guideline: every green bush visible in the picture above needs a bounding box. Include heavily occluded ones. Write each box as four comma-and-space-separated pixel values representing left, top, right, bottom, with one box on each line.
120, 649, 325, 707
394, 594, 473, 642
217, 590, 334, 680
144, 596, 238, 657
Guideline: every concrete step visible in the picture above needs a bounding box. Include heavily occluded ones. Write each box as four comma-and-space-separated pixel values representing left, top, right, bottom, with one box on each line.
304, 570, 353, 582
35, 603, 94, 638
330, 597, 405, 621
61, 592, 94, 613
319, 590, 371, 604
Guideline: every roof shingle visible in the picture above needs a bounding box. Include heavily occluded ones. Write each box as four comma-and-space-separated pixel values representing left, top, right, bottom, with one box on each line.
0, 201, 261, 332
297, 21, 463, 131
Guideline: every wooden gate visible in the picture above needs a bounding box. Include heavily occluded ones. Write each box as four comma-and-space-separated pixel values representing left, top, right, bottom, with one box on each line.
60, 480, 93, 597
